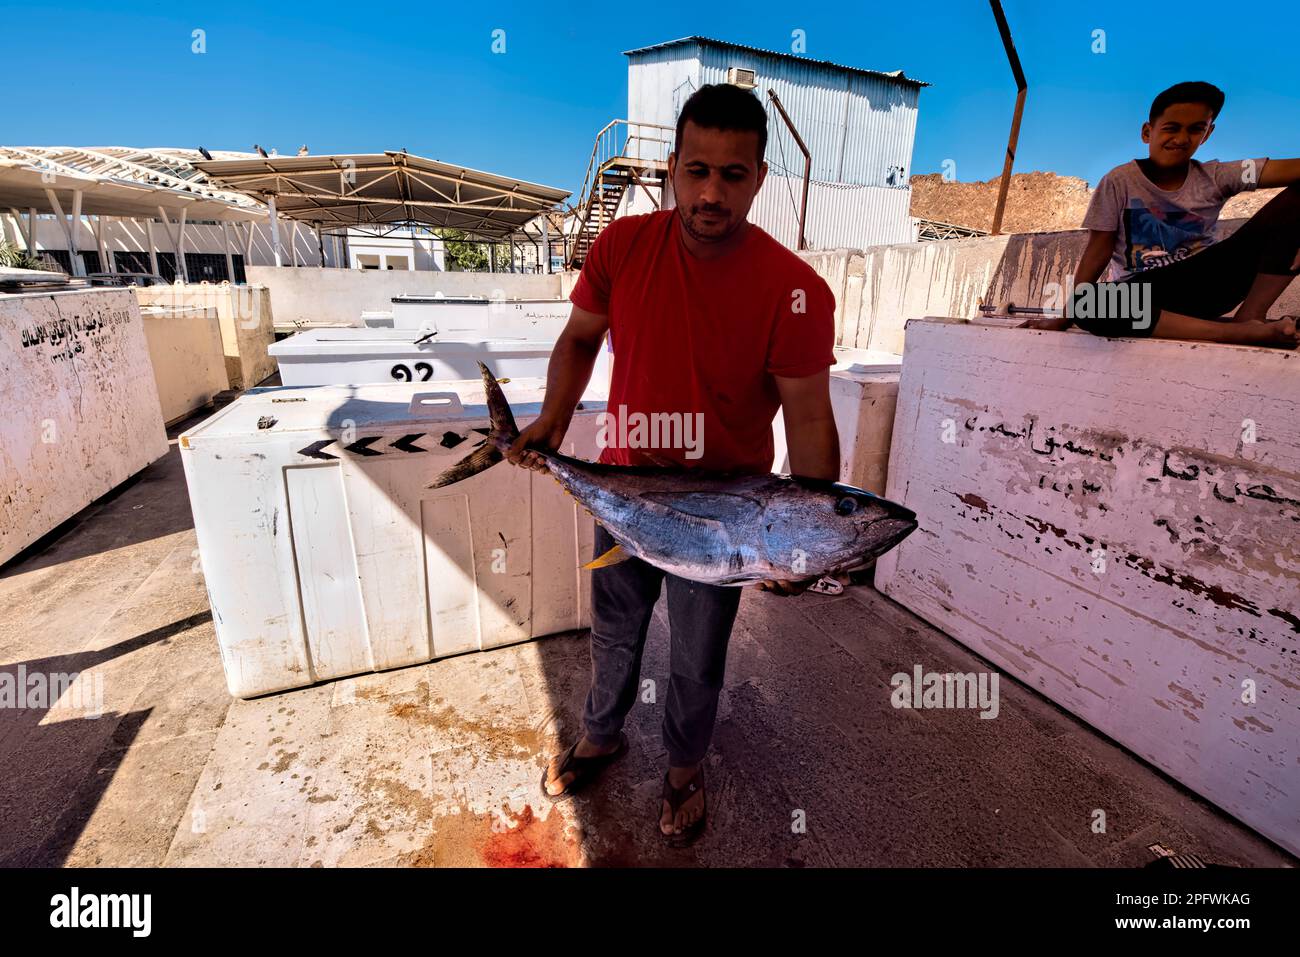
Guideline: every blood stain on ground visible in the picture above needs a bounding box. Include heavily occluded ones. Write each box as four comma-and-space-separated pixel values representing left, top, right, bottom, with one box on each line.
396, 802, 581, 868
481, 803, 579, 868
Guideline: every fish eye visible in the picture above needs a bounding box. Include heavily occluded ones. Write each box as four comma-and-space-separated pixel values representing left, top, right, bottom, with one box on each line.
834, 496, 858, 516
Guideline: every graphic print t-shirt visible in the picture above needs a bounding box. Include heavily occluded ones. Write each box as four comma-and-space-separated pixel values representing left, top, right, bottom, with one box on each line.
1082, 158, 1269, 280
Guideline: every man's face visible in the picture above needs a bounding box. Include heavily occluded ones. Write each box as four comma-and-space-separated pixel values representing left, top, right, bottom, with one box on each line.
1142, 102, 1215, 168
668, 120, 768, 244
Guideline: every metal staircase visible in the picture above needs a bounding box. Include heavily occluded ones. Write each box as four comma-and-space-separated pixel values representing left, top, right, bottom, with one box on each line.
567, 120, 673, 268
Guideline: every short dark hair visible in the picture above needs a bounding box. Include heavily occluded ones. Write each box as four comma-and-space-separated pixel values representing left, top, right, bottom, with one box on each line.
1149, 81, 1225, 122
674, 83, 768, 163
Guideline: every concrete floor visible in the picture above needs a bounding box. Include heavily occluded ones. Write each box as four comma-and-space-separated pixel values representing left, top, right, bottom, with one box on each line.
0, 426, 1293, 868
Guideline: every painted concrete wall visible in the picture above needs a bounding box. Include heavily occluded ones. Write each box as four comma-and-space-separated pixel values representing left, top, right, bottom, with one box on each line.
875, 317, 1300, 856
247, 266, 564, 328
801, 235, 1011, 354
800, 219, 1300, 356
135, 285, 277, 390
1, 288, 169, 565
139, 305, 227, 424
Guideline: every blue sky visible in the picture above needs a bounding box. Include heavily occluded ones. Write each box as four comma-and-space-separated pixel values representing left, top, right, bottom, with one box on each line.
5, 0, 1297, 196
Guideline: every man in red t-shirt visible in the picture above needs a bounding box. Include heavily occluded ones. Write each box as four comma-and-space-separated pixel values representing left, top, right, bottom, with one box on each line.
507, 84, 839, 846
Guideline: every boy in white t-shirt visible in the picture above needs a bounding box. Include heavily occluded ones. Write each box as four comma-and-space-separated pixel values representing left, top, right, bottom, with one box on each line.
1024, 81, 1299, 346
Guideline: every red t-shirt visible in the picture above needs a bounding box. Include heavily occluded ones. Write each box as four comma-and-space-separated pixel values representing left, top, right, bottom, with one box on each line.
570, 209, 835, 472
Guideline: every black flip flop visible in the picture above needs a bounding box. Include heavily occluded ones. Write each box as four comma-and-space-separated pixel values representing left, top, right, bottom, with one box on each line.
539, 732, 629, 802
659, 765, 706, 848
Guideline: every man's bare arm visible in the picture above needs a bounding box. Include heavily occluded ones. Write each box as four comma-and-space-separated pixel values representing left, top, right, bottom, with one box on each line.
1257, 158, 1300, 188
1019, 229, 1115, 331
756, 369, 840, 596
507, 304, 608, 472
776, 369, 840, 481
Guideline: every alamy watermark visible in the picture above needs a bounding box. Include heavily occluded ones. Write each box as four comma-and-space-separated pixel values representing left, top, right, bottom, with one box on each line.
891, 665, 1000, 719
1043, 278, 1153, 330
1, 666, 105, 717
595, 405, 704, 460
50, 887, 150, 937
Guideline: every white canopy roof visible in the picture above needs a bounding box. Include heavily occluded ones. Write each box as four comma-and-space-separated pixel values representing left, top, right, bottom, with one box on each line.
193, 151, 570, 239
0, 146, 267, 221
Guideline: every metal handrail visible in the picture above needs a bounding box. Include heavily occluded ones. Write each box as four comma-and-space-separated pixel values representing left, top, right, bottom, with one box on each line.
572, 119, 674, 244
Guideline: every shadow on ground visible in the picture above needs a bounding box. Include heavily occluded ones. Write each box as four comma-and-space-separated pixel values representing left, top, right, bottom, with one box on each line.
1, 417, 1293, 868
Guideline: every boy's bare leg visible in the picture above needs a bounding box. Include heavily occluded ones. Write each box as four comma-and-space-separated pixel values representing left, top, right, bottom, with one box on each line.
1230, 272, 1298, 322
1155, 310, 1297, 347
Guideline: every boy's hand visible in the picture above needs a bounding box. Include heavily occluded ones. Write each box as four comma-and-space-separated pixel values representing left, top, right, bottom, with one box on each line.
506, 415, 569, 473
1018, 315, 1073, 332
753, 578, 816, 597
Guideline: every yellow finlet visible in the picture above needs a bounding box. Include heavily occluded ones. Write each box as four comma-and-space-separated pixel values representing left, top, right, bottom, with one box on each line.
582, 544, 629, 569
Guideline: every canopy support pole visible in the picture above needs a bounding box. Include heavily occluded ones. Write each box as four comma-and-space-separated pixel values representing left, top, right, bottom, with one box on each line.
267, 194, 283, 267
221, 221, 235, 281
45, 188, 86, 276
95, 215, 113, 273
157, 206, 189, 282
178, 209, 188, 282
145, 219, 159, 276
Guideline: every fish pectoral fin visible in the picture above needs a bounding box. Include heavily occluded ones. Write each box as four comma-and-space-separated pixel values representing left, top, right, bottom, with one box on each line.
641, 491, 758, 524
582, 544, 630, 569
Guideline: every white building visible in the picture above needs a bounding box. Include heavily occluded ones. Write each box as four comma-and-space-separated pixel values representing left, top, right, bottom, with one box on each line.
569, 36, 928, 262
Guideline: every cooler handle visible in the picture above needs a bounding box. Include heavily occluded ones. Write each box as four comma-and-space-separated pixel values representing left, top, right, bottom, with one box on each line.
408, 392, 464, 416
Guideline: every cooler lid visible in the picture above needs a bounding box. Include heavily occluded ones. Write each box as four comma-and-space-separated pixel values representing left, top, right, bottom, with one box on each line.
268, 329, 553, 356
181, 378, 605, 441
390, 296, 565, 305
831, 347, 903, 375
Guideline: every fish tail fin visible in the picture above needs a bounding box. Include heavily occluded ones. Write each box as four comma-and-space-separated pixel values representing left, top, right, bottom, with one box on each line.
479, 360, 520, 442
427, 362, 518, 489
427, 442, 503, 489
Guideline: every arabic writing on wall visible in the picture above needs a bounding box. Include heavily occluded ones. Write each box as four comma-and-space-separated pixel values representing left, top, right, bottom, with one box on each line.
15, 308, 132, 362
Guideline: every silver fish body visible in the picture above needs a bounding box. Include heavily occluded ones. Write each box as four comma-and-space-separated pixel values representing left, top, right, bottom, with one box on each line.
429, 363, 918, 587
543, 454, 916, 585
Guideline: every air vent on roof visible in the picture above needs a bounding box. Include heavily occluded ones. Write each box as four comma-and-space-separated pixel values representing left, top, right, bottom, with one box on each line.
726, 67, 757, 90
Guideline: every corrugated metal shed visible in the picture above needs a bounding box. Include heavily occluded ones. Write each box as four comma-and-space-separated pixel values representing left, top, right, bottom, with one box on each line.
625, 36, 925, 189
749, 175, 915, 249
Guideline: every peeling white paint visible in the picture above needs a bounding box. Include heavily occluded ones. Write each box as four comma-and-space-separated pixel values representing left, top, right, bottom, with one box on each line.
876, 318, 1300, 856
1, 288, 169, 565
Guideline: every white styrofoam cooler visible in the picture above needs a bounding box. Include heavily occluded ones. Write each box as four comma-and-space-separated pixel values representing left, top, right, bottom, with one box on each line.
1, 288, 169, 565
269, 328, 611, 388
181, 377, 608, 698
772, 346, 902, 494
875, 317, 1300, 856
383, 296, 571, 339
